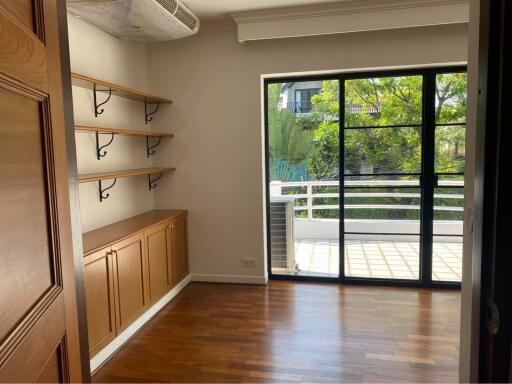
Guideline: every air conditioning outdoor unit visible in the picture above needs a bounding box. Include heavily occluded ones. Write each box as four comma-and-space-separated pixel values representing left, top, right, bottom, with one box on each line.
270, 196, 296, 273
67, 0, 200, 41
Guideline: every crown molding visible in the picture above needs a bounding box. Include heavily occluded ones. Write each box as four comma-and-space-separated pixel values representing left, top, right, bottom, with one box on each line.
231, 0, 469, 43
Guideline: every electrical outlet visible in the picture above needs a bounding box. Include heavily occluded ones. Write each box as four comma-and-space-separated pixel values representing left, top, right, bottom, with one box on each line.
242, 258, 256, 268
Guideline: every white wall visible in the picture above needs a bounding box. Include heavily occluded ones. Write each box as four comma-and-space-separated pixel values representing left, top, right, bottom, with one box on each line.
68, 14, 158, 232
146, 23, 468, 280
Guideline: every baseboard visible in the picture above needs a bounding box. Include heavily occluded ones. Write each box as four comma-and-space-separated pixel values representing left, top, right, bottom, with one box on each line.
191, 273, 268, 285
90, 274, 192, 374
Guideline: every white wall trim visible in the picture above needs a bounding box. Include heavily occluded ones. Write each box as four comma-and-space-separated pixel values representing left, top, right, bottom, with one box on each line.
191, 274, 268, 285
90, 275, 192, 374
231, 0, 469, 42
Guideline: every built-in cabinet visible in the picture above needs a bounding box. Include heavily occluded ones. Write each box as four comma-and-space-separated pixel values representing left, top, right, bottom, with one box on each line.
83, 210, 188, 357
112, 233, 149, 332
170, 215, 188, 284
83, 247, 116, 356
145, 222, 172, 302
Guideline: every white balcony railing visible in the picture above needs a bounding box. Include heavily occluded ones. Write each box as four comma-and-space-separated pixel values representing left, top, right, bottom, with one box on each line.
270, 179, 464, 220
270, 179, 464, 241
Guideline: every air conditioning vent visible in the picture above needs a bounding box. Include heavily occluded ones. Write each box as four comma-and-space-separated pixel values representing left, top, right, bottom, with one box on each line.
155, 0, 178, 14
174, 4, 198, 31
67, 0, 200, 41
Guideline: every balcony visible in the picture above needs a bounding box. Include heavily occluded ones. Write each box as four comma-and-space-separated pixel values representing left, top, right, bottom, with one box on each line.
270, 180, 463, 282
287, 101, 314, 113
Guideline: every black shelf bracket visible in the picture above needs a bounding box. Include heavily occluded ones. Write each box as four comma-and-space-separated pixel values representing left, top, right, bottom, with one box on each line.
93, 84, 114, 117
148, 171, 163, 191
146, 136, 162, 158
145, 99, 160, 124
96, 131, 116, 160
98, 178, 117, 202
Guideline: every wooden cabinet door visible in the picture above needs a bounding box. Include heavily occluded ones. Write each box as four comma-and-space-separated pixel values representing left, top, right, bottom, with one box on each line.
112, 233, 149, 332
170, 216, 189, 285
0, 1, 84, 382
145, 223, 171, 303
83, 247, 116, 357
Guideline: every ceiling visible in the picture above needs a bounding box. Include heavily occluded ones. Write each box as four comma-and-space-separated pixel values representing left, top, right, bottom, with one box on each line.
181, 0, 347, 21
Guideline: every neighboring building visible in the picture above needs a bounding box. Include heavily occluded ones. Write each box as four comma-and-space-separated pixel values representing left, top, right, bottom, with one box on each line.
278, 81, 322, 113
278, 81, 379, 119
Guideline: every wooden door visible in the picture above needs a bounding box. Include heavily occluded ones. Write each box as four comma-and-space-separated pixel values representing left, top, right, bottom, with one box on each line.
170, 216, 189, 284
112, 233, 149, 332
475, 0, 512, 381
0, 1, 84, 382
145, 223, 171, 303
83, 247, 116, 357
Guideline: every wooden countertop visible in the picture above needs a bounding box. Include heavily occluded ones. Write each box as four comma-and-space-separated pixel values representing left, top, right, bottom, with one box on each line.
82, 209, 187, 255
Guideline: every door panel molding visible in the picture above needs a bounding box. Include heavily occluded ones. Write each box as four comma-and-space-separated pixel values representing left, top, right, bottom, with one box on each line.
0, 292, 66, 382
0, 286, 62, 368
0, 3, 48, 92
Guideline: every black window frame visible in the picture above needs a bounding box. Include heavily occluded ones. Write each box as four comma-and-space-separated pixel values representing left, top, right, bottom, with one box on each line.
264, 66, 466, 289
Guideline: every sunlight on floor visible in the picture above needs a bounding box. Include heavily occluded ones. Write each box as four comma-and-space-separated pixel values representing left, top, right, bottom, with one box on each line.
294, 239, 462, 282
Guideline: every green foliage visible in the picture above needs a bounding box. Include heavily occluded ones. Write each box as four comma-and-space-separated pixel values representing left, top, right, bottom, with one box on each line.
307, 74, 467, 179
268, 84, 313, 181
308, 122, 339, 180
434, 73, 467, 173
267, 74, 467, 220
296, 113, 322, 131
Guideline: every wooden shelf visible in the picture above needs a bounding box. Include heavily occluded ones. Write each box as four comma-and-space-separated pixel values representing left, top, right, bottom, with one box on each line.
78, 167, 175, 183
71, 73, 173, 104
75, 125, 174, 138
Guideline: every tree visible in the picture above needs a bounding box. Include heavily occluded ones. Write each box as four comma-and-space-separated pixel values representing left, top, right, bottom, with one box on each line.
308, 74, 467, 179
267, 84, 313, 181
306, 74, 467, 220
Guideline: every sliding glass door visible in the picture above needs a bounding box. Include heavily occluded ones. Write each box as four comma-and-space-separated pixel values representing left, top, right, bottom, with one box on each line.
267, 79, 340, 278
265, 68, 466, 286
342, 75, 423, 281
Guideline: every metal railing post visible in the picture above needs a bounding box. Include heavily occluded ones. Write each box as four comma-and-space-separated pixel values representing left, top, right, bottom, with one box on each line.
307, 183, 313, 219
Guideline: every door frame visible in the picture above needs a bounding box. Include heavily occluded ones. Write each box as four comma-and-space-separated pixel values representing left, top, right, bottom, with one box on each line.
56, 1, 91, 379
264, 65, 466, 288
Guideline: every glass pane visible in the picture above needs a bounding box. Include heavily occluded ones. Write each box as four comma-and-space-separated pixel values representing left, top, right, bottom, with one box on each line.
344, 187, 421, 234
434, 187, 464, 235
268, 79, 340, 278
345, 127, 421, 175
344, 235, 420, 280
345, 76, 423, 127
432, 72, 466, 283
435, 73, 467, 125
433, 236, 462, 282
435, 125, 466, 174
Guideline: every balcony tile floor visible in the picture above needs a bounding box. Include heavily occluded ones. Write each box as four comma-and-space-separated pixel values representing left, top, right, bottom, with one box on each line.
293, 239, 462, 282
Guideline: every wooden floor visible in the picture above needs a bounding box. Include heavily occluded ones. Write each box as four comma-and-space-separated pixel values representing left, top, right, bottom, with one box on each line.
93, 282, 460, 383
